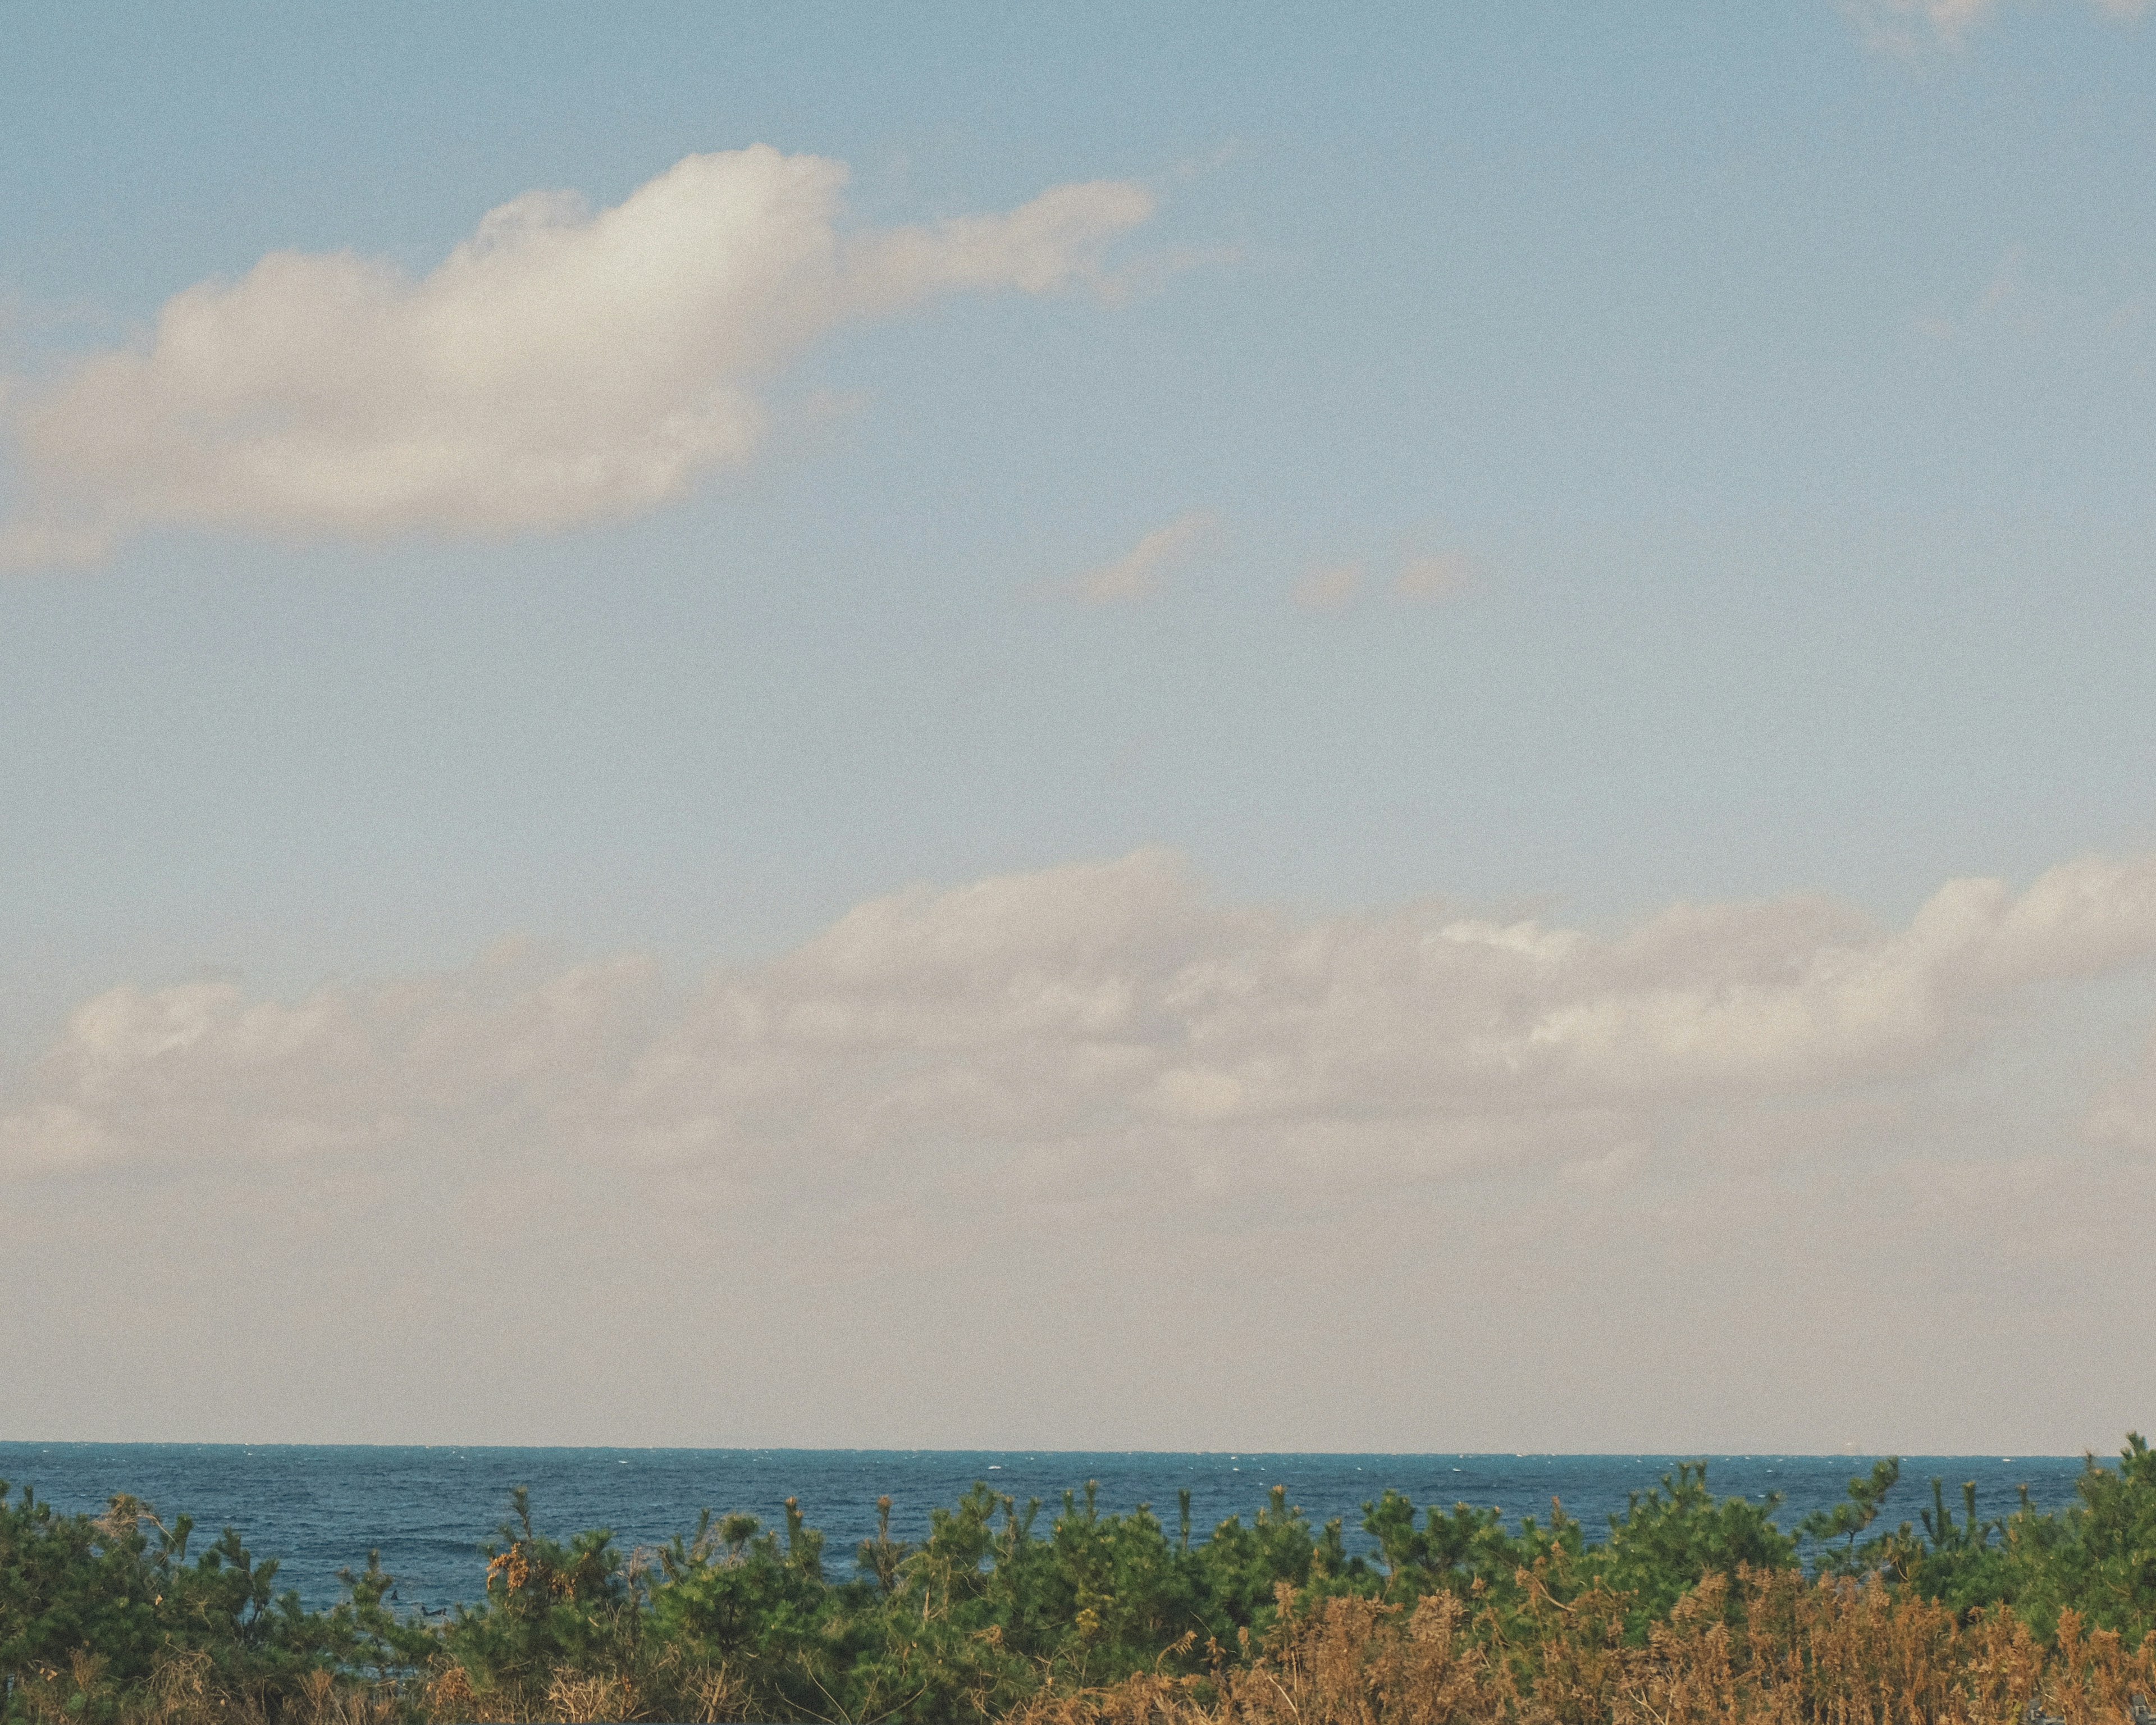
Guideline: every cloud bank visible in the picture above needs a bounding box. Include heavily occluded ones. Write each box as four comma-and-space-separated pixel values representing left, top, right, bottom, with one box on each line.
8, 847, 2156, 1448
0, 148, 1154, 567
11, 847, 2156, 1192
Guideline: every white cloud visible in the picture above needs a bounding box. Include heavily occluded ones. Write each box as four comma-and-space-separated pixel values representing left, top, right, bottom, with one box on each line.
13, 848, 2156, 1448
0, 148, 1154, 568
1060, 509, 1220, 604
1847, 0, 2149, 51
1291, 562, 1361, 611
11, 848, 2156, 1194
1850, 0, 2001, 46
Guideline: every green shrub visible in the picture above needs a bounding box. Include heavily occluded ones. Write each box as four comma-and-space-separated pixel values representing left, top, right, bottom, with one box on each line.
9, 1439, 2156, 1724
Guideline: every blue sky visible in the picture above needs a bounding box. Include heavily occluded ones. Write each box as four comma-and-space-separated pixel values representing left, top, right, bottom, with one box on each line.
3, 2, 2154, 1450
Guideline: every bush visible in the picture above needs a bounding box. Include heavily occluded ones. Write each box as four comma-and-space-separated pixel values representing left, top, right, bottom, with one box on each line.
8, 1440, 2156, 1724
0, 1481, 423, 1725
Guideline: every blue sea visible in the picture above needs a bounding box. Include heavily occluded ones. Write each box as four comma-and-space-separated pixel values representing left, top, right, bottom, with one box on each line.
0, 1445, 2100, 1614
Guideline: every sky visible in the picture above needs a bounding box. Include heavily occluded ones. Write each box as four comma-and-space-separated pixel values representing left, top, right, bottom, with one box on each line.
3, 0, 2155, 1454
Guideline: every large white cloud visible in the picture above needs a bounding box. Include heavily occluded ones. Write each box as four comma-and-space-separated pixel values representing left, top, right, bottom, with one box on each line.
9, 847, 2156, 1190
0, 148, 1154, 567
10, 848, 2156, 1450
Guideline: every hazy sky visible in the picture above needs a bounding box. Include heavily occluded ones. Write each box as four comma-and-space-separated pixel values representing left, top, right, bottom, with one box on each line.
4, 1, 2155, 1453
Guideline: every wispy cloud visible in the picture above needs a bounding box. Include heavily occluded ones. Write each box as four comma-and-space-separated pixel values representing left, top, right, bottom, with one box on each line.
1847, 0, 2150, 52
0, 148, 1155, 569
1059, 509, 1221, 604
1914, 246, 2026, 340
1281, 546, 1474, 610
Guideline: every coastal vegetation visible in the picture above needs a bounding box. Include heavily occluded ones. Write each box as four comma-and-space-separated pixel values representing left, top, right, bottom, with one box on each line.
4, 1439, 2155, 1724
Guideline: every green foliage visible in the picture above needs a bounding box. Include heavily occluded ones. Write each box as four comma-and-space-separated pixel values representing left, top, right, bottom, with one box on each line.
1791, 1434, 2156, 1646
0, 1481, 425, 1725
2048, 1432, 2156, 1636
1799, 1456, 1900, 1563
430, 1484, 642, 1713
1354, 1486, 1577, 1621
1351, 1462, 1793, 1644
1590, 1462, 1797, 1632
9, 1439, 2156, 1724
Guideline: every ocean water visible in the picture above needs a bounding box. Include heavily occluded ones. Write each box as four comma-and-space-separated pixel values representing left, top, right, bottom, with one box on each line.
0, 1444, 2100, 1614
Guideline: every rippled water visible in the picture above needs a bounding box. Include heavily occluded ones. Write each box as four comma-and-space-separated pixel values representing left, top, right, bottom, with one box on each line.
0, 1444, 2095, 1613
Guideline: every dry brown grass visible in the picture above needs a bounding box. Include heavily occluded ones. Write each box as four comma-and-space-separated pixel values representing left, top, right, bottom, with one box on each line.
17, 1569, 2153, 1724
7, 1649, 405, 1725
1013, 1571, 2156, 1725
410, 1649, 743, 1725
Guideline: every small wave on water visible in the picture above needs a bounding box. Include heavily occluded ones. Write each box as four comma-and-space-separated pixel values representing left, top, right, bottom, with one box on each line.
0, 1444, 2094, 1613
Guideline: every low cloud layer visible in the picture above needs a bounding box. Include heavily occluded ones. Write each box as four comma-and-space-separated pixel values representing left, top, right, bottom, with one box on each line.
8, 847, 2156, 1448
10, 847, 2156, 1192
0, 148, 1153, 567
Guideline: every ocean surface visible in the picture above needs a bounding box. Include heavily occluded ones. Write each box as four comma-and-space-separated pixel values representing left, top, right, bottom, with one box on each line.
0, 1445, 2101, 1614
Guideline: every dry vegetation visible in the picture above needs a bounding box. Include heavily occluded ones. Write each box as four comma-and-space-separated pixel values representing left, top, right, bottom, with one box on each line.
1017, 1574, 2156, 1725
8, 1445, 2156, 1725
